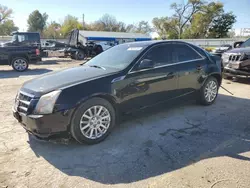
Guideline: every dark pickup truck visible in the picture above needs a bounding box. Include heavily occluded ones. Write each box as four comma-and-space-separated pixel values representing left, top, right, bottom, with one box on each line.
0, 32, 42, 71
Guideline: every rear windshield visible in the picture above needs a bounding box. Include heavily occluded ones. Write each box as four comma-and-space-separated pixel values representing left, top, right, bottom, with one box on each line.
241, 38, 250, 48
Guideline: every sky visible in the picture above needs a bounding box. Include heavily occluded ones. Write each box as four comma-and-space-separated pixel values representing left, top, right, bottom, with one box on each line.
2, 0, 250, 32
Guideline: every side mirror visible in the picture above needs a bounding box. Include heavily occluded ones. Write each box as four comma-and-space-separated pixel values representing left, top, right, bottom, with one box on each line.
138, 59, 154, 70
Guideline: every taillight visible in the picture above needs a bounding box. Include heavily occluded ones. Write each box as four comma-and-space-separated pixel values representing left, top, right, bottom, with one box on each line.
36, 49, 40, 56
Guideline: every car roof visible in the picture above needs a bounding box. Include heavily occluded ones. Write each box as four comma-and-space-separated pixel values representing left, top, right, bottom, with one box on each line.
11, 31, 40, 35
121, 40, 187, 48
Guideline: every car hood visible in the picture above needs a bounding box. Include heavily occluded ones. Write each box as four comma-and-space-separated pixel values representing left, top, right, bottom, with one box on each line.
21, 65, 118, 96
227, 47, 250, 54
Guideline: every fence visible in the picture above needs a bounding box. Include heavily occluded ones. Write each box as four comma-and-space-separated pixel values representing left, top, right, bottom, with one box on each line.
0, 35, 247, 47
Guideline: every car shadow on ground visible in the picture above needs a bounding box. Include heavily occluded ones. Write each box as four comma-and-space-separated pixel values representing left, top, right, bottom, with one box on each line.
28, 94, 250, 184
0, 68, 52, 79
224, 77, 250, 84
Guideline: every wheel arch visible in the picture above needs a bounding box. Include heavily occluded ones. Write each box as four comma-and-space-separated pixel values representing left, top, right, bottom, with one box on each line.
209, 73, 222, 86
201, 73, 222, 88
9, 54, 29, 65
68, 93, 119, 131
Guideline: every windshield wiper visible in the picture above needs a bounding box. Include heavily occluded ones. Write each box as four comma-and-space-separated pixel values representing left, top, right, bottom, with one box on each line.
89, 65, 106, 70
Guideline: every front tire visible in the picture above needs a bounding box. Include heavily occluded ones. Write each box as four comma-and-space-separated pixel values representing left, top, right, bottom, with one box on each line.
11, 57, 29, 72
199, 76, 219, 105
70, 97, 116, 144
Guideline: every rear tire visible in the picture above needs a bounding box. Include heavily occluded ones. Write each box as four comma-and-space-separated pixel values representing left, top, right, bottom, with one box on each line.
11, 57, 29, 72
198, 76, 219, 105
70, 97, 116, 144
75, 50, 85, 60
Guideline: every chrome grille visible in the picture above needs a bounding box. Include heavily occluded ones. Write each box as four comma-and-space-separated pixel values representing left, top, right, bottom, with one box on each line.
16, 91, 34, 114
229, 55, 241, 61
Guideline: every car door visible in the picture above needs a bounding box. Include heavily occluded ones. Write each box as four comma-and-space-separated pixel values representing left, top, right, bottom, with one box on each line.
0, 47, 9, 65
172, 43, 207, 95
117, 44, 178, 112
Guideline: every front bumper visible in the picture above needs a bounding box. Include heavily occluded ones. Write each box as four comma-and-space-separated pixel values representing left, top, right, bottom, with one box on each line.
13, 108, 73, 138
223, 67, 250, 78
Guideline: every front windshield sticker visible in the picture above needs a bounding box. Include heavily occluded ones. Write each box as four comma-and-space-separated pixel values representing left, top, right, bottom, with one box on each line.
127, 47, 143, 51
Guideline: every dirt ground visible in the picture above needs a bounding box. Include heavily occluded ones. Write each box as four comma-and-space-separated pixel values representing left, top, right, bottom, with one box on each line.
1, 58, 250, 188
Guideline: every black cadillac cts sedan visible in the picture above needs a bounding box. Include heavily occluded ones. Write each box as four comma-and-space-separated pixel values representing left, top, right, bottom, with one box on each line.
13, 41, 222, 144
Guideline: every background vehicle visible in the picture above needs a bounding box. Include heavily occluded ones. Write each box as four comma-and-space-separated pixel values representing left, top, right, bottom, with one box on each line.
42, 40, 66, 51
211, 44, 232, 57
13, 41, 222, 144
0, 32, 41, 71
221, 38, 250, 78
41, 40, 67, 57
64, 29, 108, 60
1, 31, 41, 48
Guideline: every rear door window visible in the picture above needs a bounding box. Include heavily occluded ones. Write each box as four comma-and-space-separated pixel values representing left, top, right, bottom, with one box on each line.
27, 33, 40, 41
241, 38, 250, 48
172, 44, 202, 63
143, 44, 173, 67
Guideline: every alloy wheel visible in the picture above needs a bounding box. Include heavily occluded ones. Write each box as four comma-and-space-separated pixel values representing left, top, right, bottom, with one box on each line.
79, 105, 111, 139
13, 59, 28, 71
204, 80, 218, 102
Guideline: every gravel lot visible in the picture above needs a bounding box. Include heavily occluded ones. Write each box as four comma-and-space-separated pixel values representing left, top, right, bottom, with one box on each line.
1, 58, 250, 188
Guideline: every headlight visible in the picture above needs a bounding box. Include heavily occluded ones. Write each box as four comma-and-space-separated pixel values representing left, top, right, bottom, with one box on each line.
34, 90, 61, 114
230, 62, 240, 69
221, 53, 229, 62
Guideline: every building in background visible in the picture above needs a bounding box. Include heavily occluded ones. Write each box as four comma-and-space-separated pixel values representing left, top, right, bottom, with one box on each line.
77, 30, 152, 45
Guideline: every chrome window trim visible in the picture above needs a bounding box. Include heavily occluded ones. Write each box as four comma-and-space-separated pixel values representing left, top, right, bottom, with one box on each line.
186, 43, 206, 59
129, 58, 205, 74
128, 42, 206, 74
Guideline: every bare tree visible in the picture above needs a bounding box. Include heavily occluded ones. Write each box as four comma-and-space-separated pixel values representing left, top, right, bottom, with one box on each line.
0, 5, 13, 23
171, 0, 203, 38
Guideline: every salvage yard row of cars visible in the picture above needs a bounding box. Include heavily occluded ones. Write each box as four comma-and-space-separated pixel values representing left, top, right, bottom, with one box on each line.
0, 30, 112, 72
13, 41, 222, 144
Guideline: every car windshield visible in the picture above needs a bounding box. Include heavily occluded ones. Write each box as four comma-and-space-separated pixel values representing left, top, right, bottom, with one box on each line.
86, 43, 145, 70
241, 38, 250, 48
11, 34, 18, 42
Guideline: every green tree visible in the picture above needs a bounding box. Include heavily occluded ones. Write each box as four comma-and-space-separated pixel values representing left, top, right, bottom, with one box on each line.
126, 21, 152, 34
61, 15, 83, 37
152, 17, 178, 39
208, 12, 236, 38
27, 10, 48, 33
0, 20, 18, 35
43, 21, 62, 38
88, 14, 127, 32
186, 2, 223, 38
152, 1, 236, 39
170, 0, 204, 39
0, 5, 18, 35
152, 0, 204, 39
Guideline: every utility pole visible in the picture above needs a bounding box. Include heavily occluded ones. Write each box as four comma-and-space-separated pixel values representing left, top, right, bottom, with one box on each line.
82, 14, 85, 28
